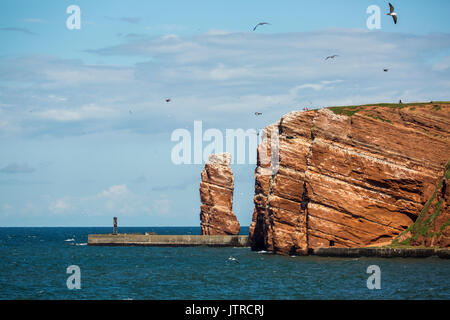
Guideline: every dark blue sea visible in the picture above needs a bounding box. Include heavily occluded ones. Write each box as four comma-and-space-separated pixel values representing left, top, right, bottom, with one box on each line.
0, 227, 449, 300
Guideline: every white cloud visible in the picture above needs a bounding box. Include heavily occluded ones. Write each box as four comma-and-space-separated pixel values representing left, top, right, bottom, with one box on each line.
22, 18, 46, 24
47, 94, 67, 102
432, 55, 450, 71
2, 204, 12, 210
0, 163, 35, 174
205, 29, 231, 36
35, 104, 116, 122
144, 24, 187, 32
160, 34, 179, 40
46, 185, 169, 217
1, 29, 450, 137
98, 184, 130, 197
294, 83, 325, 91
49, 199, 71, 213
209, 63, 252, 80
42, 67, 134, 88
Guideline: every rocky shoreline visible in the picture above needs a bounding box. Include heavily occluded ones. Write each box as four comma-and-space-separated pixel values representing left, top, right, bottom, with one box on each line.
312, 247, 450, 259
87, 233, 450, 259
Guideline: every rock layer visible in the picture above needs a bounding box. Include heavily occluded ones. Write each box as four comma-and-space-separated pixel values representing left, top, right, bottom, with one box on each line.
396, 162, 450, 247
200, 153, 240, 235
249, 103, 450, 255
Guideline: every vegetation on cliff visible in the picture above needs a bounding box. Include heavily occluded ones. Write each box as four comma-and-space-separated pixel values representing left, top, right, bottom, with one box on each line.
328, 101, 450, 117
390, 161, 450, 248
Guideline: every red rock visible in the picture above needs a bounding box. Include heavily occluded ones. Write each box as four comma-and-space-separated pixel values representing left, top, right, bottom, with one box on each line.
249, 103, 450, 255
406, 167, 449, 248
200, 153, 240, 235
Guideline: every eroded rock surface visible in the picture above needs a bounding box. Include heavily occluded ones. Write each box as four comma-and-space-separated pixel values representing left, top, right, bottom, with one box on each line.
249, 103, 450, 255
200, 153, 240, 235
396, 162, 450, 248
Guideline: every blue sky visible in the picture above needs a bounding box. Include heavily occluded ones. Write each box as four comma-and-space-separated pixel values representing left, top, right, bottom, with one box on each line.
1, 0, 450, 226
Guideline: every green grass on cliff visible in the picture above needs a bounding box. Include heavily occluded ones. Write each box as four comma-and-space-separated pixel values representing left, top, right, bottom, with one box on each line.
389, 161, 450, 247
327, 101, 450, 118
328, 105, 361, 117
366, 114, 393, 124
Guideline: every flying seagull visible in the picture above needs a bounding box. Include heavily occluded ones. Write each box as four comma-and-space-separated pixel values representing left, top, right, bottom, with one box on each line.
255, 112, 262, 116
165, 98, 171, 103
383, 68, 389, 72
228, 256, 240, 264
253, 22, 270, 31
386, 3, 397, 24
325, 55, 339, 60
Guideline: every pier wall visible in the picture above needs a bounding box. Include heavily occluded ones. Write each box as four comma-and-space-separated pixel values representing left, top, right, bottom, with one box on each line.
88, 234, 250, 247
87, 234, 449, 258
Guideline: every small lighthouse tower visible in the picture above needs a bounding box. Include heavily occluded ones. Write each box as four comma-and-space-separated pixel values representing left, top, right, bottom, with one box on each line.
113, 217, 118, 235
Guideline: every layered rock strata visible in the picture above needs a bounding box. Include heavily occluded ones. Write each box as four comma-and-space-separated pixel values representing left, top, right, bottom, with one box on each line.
249, 103, 450, 255
200, 153, 240, 235
395, 162, 450, 247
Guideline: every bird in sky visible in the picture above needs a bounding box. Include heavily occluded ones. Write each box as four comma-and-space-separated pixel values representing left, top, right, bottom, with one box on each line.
253, 22, 270, 31
325, 55, 339, 60
383, 69, 389, 72
228, 256, 240, 264
255, 112, 262, 116
386, 3, 397, 24
165, 98, 171, 103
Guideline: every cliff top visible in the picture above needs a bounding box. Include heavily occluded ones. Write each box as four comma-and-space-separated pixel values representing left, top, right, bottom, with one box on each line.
207, 153, 232, 166
326, 101, 450, 118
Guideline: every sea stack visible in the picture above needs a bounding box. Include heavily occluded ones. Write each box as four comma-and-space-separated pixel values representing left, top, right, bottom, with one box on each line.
200, 153, 240, 235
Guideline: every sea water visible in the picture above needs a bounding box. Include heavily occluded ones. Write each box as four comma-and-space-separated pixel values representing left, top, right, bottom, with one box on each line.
0, 227, 448, 300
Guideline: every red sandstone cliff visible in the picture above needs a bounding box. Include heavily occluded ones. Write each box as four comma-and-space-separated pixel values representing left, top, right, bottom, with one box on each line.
200, 153, 240, 235
249, 102, 450, 255
395, 162, 450, 247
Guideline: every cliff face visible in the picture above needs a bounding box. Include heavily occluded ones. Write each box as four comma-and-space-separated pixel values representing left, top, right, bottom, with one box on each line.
395, 162, 450, 247
200, 153, 240, 235
249, 103, 450, 255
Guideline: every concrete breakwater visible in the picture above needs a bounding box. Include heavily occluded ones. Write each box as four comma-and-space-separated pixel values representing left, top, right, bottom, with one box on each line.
87, 234, 449, 258
87, 234, 250, 247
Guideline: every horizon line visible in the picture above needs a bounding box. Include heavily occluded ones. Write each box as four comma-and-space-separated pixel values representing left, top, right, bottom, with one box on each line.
0, 225, 251, 228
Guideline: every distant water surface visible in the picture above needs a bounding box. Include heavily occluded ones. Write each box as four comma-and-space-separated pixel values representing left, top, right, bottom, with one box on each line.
0, 227, 449, 300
